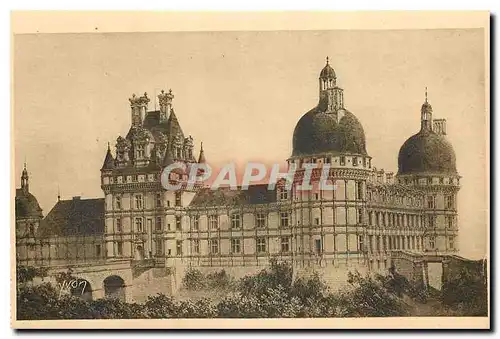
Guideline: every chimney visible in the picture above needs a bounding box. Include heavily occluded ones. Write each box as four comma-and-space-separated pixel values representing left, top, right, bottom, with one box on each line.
385, 172, 394, 184
433, 119, 447, 135
129, 92, 150, 127
158, 89, 174, 123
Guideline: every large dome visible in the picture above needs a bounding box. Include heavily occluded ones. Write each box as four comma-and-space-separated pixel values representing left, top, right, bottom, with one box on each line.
292, 106, 368, 157
398, 130, 457, 175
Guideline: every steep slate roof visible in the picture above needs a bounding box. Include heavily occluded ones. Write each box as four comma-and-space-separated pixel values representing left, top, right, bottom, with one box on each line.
101, 146, 115, 170
38, 197, 105, 237
189, 184, 277, 208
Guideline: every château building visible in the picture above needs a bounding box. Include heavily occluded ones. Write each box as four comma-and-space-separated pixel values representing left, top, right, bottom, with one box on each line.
15, 59, 460, 300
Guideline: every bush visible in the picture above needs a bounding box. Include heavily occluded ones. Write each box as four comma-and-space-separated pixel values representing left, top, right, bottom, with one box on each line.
16, 261, 415, 319
182, 268, 206, 290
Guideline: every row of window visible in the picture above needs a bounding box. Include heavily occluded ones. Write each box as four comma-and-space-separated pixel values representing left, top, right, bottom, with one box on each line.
113, 235, 373, 257
113, 210, 457, 234
367, 235, 454, 252
367, 193, 455, 210
369, 211, 455, 229
296, 156, 371, 168
113, 208, 374, 233
113, 237, 292, 257
192, 212, 290, 230
113, 191, 182, 210
400, 176, 460, 186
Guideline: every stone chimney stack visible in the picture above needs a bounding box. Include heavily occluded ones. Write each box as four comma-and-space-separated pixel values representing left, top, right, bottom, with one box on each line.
158, 89, 174, 123
433, 118, 447, 135
129, 92, 150, 127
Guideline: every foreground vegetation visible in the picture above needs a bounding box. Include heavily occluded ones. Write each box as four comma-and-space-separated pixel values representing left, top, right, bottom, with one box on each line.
16, 260, 486, 319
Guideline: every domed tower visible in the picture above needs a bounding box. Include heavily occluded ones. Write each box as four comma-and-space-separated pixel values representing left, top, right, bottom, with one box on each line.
287, 59, 372, 269
397, 90, 460, 254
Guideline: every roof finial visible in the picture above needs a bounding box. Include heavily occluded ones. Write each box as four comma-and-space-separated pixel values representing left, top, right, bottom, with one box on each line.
200, 141, 204, 151
57, 185, 61, 202
425, 87, 428, 103
326, 56, 329, 65
107, 142, 110, 151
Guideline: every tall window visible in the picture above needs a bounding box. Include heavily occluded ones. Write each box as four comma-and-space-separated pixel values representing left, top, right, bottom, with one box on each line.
115, 196, 122, 210
231, 214, 241, 229
356, 181, 363, 200
95, 244, 101, 257
256, 213, 266, 228
116, 241, 123, 256
281, 237, 290, 253
280, 212, 289, 228
448, 236, 454, 249
116, 218, 122, 233
382, 237, 387, 252
176, 240, 183, 256
445, 195, 455, 209
176, 216, 182, 231
256, 237, 266, 253
192, 215, 200, 230
136, 145, 145, 158
368, 212, 373, 225
340, 156, 346, 166
208, 215, 218, 230
376, 236, 380, 252
429, 236, 436, 249
135, 218, 143, 232
446, 216, 454, 229
279, 189, 289, 200
175, 191, 182, 206
135, 195, 143, 209
427, 195, 436, 209
231, 239, 241, 254
156, 193, 162, 207
209, 239, 219, 254
357, 209, 364, 224
315, 239, 322, 254
358, 235, 364, 252
192, 240, 200, 254
155, 239, 163, 255
429, 215, 436, 228
353, 156, 358, 166
132, 174, 138, 182
155, 216, 162, 231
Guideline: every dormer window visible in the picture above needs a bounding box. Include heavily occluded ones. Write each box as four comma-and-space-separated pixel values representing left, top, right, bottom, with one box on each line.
136, 145, 145, 159
278, 189, 289, 200
353, 156, 358, 166
340, 156, 346, 166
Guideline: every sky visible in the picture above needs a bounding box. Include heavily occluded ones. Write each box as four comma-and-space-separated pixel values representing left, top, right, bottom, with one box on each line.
13, 29, 487, 259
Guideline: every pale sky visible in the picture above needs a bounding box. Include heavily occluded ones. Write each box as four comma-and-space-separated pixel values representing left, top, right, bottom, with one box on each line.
13, 29, 487, 259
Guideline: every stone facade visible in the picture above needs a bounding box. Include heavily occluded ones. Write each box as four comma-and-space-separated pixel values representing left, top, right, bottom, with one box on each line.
16, 59, 461, 301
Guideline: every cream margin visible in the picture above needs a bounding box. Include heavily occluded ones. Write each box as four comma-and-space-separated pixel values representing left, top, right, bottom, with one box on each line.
10, 10, 490, 330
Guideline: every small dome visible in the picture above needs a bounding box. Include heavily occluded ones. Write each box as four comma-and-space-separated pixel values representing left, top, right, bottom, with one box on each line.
320, 63, 336, 79
292, 107, 367, 157
15, 190, 43, 219
398, 130, 457, 175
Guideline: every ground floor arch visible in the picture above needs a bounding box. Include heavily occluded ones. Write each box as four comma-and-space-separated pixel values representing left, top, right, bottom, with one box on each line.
69, 278, 93, 301
103, 275, 126, 301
